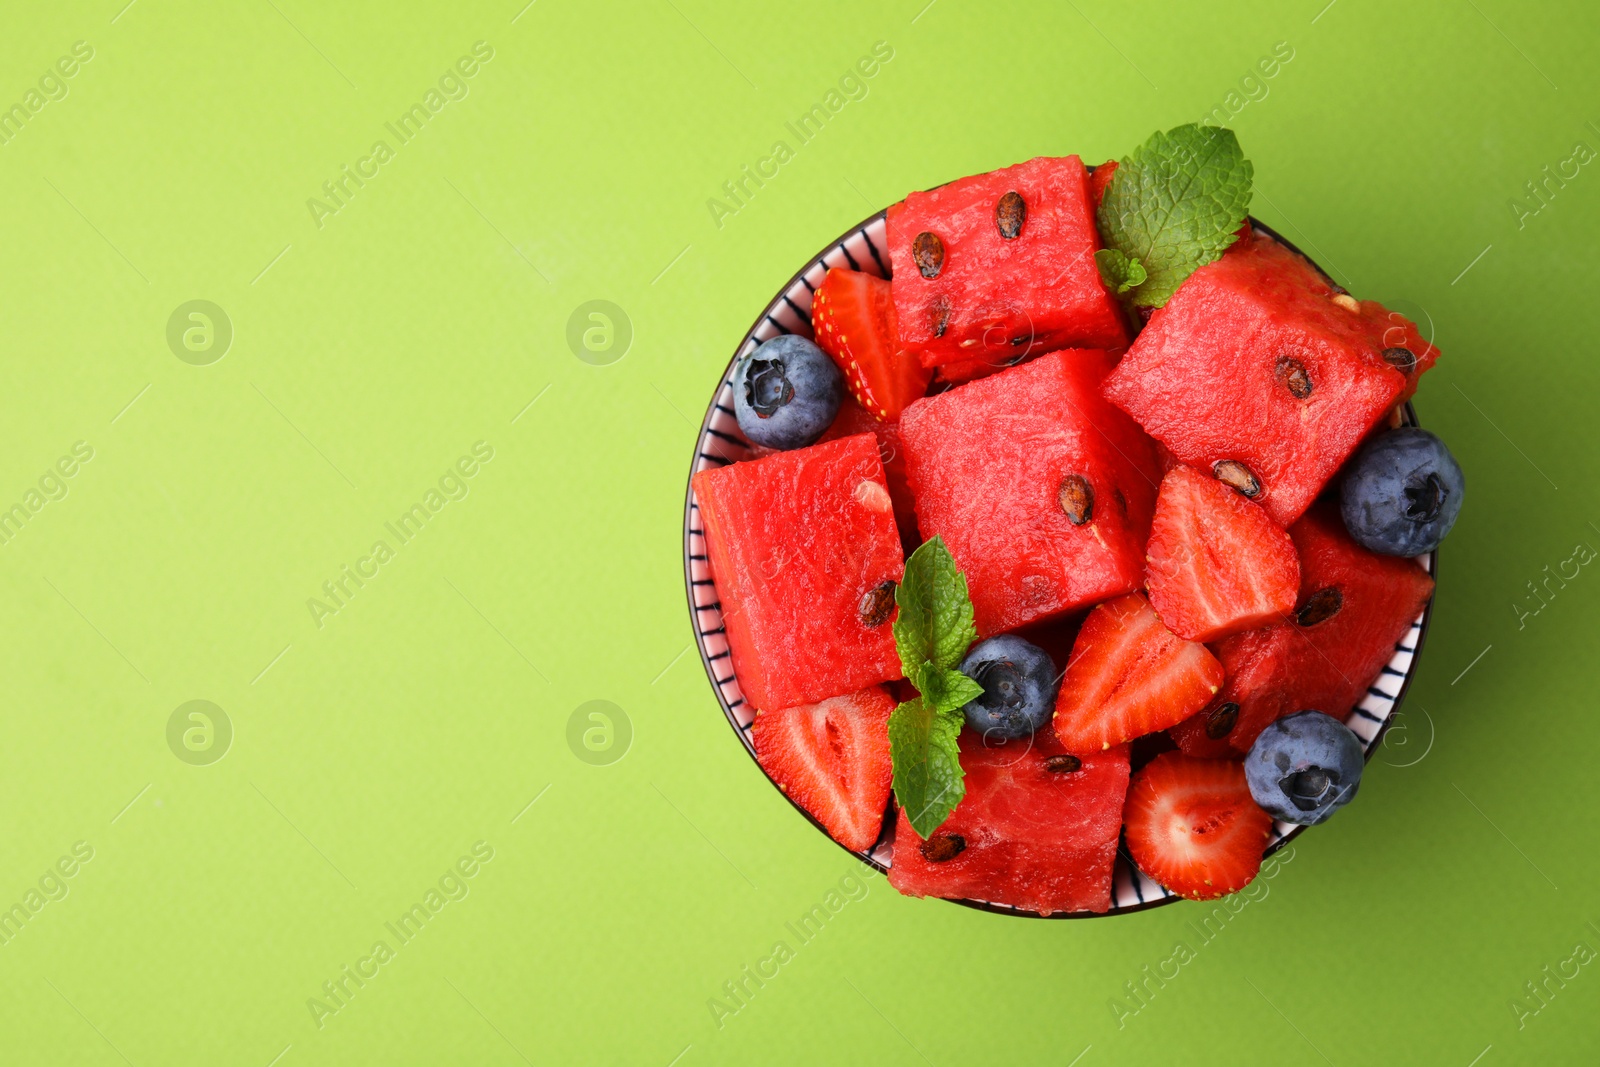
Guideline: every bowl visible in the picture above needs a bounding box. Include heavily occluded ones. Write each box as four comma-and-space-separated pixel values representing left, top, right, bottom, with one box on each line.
682, 208, 1436, 917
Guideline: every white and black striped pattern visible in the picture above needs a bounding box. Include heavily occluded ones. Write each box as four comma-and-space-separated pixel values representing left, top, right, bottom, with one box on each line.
680, 211, 1438, 917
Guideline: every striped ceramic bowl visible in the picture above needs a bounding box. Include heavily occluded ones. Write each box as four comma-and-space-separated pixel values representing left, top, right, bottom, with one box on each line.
682, 209, 1436, 917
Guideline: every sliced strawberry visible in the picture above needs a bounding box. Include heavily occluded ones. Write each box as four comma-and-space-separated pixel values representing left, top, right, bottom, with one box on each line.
1052, 593, 1224, 754
1089, 159, 1118, 208
1123, 751, 1272, 900
751, 686, 895, 852
1145, 464, 1300, 643
812, 268, 932, 422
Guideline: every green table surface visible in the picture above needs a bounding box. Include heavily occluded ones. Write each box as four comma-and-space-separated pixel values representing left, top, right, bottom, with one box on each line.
3, 0, 1597, 1063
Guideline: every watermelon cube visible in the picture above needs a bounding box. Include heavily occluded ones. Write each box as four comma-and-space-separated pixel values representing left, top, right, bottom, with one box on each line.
1170, 500, 1435, 756
899, 349, 1162, 636
692, 434, 904, 713
887, 155, 1128, 374
888, 732, 1131, 915
1102, 229, 1440, 526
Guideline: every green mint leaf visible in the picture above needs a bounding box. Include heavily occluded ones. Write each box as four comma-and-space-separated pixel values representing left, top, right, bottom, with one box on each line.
914, 665, 984, 713
1094, 248, 1148, 295
888, 696, 966, 839
1096, 123, 1253, 308
893, 537, 978, 681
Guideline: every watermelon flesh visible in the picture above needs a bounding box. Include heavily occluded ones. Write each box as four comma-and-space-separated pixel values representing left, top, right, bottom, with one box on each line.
1102, 229, 1440, 526
692, 434, 904, 713
888, 155, 1128, 374
900, 348, 1161, 636
888, 732, 1131, 915
1170, 500, 1435, 756
815, 396, 919, 556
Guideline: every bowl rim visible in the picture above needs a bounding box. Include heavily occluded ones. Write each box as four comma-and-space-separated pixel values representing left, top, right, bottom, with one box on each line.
680, 205, 1438, 918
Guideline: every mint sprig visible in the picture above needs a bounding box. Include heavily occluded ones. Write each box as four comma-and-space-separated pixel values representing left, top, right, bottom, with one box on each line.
1095, 123, 1253, 309
888, 537, 980, 839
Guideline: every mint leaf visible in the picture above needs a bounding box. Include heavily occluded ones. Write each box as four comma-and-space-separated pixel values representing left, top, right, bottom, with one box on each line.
1096, 124, 1253, 308
914, 665, 984, 713
887, 696, 966, 839
1094, 248, 1148, 295
893, 537, 978, 681
887, 537, 981, 838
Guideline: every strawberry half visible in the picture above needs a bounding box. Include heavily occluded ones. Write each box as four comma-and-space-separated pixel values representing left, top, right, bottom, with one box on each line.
751, 686, 895, 852
1123, 751, 1272, 900
1052, 593, 1223, 754
1145, 464, 1300, 643
812, 268, 932, 421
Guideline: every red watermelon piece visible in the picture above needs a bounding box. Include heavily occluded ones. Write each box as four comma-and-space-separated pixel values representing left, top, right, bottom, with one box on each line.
752, 686, 895, 852
1171, 501, 1435, 755
692, 434, 904, 713
899, 349, 1161, 636
1052, 593, 1224, 755
888, 731, 1130, 915
1145, 464, 1300, 643
1102, 230, 1440, 526
887, 155, 1128, 374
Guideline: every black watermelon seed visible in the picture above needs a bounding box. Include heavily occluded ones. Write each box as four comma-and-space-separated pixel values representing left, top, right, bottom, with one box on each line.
1383, 346, 1418, 374
912, 232, 945, 278
1058, 474, 1094, 525
995, 191, 1026, 239
1213, 460, 1261, 498
1043, 754, 1082, 773
1204, 701, 1240, 739
1297, 587, 1343, 626
920, 833, 966, 863
1275, 356, 1313, 398
858, 580, 897, 627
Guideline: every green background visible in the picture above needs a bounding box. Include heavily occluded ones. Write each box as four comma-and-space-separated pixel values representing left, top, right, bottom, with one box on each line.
1, 0, 1595, 1063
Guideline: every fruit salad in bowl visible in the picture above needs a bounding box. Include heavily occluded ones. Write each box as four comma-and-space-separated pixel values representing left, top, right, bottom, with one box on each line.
683, 125, 1460, 917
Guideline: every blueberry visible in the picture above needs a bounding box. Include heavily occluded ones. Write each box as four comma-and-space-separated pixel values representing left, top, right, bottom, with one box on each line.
1340, 428, 1464, 556
958, 636, 1057, 741
733, 335, 842, 450
1244, 710, 1364, 825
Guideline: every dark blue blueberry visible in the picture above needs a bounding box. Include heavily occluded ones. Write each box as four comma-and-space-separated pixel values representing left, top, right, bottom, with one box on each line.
1340, 428, 1464, 556
958, 635, 1057, 741
1244, 710, 1364, 825
732, 335, 842, 450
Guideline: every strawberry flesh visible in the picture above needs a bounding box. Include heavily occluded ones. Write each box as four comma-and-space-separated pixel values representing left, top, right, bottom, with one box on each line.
1146, 464, 1300, 642
1088, 159, 1118, 209
1123, 751, 1272, 900
752, 686, 895, 853
1053, 592, 1224, 754
812, 268, 931, 422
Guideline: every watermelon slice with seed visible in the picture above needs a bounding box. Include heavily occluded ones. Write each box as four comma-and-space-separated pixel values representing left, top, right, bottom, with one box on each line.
887, 155, 1128, 372
1102, 230, 1439, 526
888, 731, 1130, 915
899, 348, 1161, 636
1170, 500, 1435, 755
693, 434, 904, 713
1145, 464, 1300, 642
